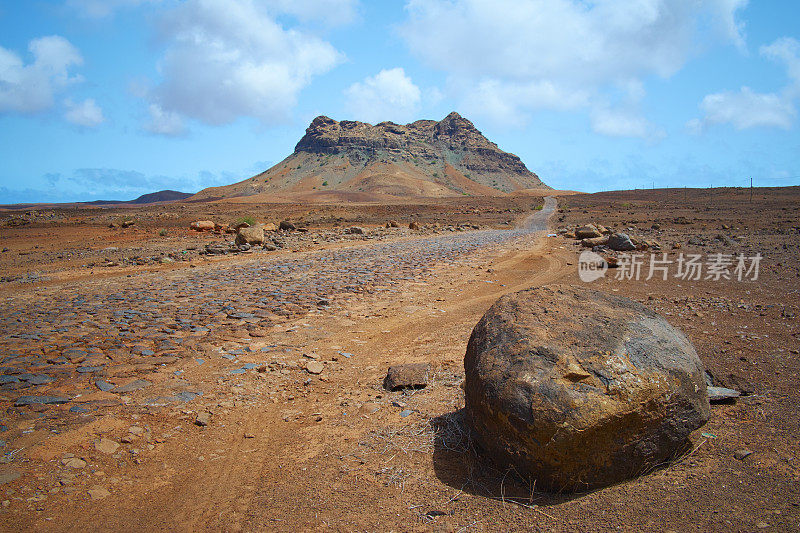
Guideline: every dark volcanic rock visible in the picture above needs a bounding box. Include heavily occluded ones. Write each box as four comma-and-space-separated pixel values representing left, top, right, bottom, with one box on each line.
464, 285, 710, 492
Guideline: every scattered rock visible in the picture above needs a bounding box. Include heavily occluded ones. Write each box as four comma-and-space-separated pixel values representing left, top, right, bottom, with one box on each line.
707, 386, 740, 403
0, 467, 21, 485
14, 395, 70, 406
306, 361, 324, 375
608, 232, 637, 251
235, 225, 265, 246
345, 226, 365, 235
111, 379, 151, 394
575, 224, 602, 239
88, 486, 110, 500
62, 458, 87, 469
190, 220, 215, 231
279, 220, 296, 231
94, 438, 120, 455
195, 412, 211, 427
383, 363, 431, 391
734, 448, 753, 460
580, 236, 608, 248
387, 220, 399, 228
409, 221, 420, 230
464, 284, 710, 492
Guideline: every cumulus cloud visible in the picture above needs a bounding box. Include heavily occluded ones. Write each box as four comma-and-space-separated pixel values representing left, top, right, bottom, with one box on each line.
694, 88, 795, 131
689, 37, 800, 132
345, 68, 421, 123
0, 36, 83, 114
144, 0, 343, 134
399, 0, 748, 136
144, 104, 186, 136
64, 98, 105, 127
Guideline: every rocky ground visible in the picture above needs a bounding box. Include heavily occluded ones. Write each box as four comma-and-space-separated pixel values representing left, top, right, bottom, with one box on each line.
0, 188, 799, 532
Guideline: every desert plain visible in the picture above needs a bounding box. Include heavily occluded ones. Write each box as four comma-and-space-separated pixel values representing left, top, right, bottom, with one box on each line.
0, 186, 798, 532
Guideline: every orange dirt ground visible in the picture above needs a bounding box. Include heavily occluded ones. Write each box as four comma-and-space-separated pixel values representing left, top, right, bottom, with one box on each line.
0, 187, 798, 531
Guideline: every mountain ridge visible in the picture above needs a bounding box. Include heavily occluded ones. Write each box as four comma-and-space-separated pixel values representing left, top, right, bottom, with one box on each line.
191, 112, 548, 202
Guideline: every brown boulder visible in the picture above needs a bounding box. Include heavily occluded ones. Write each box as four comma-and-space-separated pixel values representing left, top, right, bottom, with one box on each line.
580, 236, 609, 247
464, 285, 710, 492
190, 220, 215, 232
235, 225, 265, 246
383, 363, 431, 391
409, 221, 420, 230
575, 224, 602, 239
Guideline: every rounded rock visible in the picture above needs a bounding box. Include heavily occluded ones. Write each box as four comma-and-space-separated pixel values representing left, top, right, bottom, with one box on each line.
464, 284, 710, 492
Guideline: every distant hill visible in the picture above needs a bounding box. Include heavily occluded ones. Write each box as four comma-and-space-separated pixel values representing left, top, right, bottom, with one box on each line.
190, 112, 548, 202
84, 190, 192, 205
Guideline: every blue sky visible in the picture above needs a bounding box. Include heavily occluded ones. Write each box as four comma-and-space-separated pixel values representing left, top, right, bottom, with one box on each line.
1, 0, 799, 203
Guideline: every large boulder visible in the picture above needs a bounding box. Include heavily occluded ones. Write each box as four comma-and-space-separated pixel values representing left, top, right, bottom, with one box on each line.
235, 225, 265, 246
464, 285, 710, 492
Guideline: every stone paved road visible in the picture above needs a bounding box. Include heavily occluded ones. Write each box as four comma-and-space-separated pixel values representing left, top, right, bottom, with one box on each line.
0, 198, 554, 420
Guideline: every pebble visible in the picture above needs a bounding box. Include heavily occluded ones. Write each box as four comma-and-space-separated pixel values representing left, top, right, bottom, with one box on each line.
94, 438, 120, 455
707, 386, 741, 403
306, 361, 324, 375
734, 448, 754, 460
88, 486, 110, 500
195, 412, 211, 427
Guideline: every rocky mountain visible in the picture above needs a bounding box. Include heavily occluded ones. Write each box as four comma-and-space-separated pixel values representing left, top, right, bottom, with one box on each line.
191, 112, 548, 201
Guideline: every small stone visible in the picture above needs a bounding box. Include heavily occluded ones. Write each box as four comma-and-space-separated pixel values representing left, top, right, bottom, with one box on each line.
734, 448, 753, 460
94, 438, 120, 455
383, 363, 430, 391
88, 486, 110, 500
244, 433, 255, 439
14, 395, 70, 406
0, 468, 21, 485
306, 361, 324, 375
707, 386, 740, 403
62, 458, 87, 469
95, 380, 114, 392
111, 379, 151, 394
195, 412, 211, 427
399, 409, 414, 418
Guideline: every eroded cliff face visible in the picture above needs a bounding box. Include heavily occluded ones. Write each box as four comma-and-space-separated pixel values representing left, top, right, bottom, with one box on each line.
294, 112, 541, 185
191, 112, 547, 201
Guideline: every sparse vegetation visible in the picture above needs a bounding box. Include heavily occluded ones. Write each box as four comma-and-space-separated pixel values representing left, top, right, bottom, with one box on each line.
236, 216, 256, 226
322, 181, 328, 186
159, 228, 168, 236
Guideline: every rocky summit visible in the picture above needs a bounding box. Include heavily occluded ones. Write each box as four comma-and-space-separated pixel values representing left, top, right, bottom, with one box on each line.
191, 112, 548, 201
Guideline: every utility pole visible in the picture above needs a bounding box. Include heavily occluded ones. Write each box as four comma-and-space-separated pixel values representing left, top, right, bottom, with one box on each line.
750, 176, 753, 203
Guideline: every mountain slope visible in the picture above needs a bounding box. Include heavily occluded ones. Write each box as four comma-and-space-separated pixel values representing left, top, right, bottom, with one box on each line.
191, 112, 548, 201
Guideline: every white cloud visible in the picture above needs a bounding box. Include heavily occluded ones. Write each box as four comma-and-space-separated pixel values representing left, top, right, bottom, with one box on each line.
144, 104, 186, 136
67, 0, 164, 18
146, 0, 343, 130
690, 36, 800, 132
0, 36, 83, 114
345, 68, 421, 123
694, 88, 795, 131
64, 98, 105, 127
399, 0, 748, 135
591, 106, 665, 140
